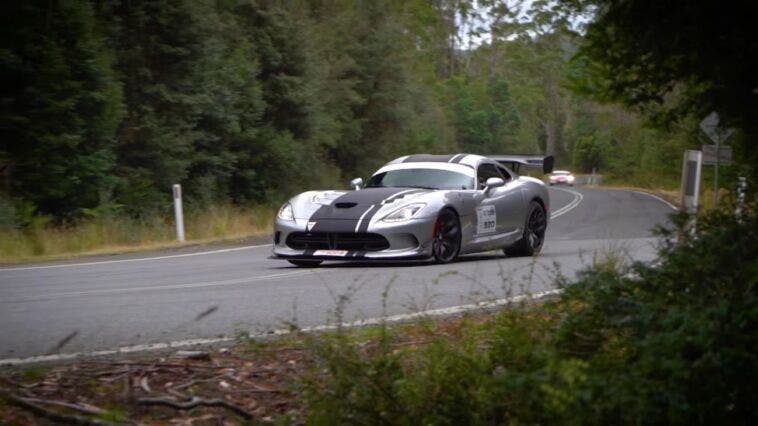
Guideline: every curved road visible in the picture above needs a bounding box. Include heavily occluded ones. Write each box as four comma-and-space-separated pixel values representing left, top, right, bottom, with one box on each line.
0, 188, 674, 363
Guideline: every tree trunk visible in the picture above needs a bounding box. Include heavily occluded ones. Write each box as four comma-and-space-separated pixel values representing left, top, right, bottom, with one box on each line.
544, 121, 558, 156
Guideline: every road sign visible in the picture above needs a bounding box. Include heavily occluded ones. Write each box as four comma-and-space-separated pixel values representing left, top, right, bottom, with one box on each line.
699, 111, 734, 205
699, 111, 734, 143
701, 144, 732, 165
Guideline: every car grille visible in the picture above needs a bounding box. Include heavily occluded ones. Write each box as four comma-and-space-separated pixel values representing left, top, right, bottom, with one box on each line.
286, 232, 390, 251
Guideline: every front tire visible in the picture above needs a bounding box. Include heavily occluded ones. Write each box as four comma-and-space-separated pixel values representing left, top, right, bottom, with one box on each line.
504, 201, 547, 257
287, 259, 323, 267
432, 209, 461, 263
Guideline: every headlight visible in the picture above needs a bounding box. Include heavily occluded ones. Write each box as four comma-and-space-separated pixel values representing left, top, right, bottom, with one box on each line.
277, 202, 294, 221
567, 175, 575, 182
382, 203, 426, 222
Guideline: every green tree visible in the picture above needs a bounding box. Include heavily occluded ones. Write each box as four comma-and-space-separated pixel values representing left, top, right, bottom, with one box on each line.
572, 135, 604, 172
0, 1, 124, 218
101, 0, 207, 215
569, 0, 758, 167
443, 76, 520, 154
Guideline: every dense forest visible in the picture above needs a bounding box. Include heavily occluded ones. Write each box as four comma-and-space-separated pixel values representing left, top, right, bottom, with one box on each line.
0, 0, 746, 225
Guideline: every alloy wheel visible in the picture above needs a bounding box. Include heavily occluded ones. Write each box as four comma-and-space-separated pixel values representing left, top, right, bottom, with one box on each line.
432, 209, 461, 263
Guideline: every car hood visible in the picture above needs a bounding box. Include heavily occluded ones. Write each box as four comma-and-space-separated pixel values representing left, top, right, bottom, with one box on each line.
293, 187, 433, 220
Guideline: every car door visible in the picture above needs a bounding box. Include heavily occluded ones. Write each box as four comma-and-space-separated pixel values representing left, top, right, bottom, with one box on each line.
497, 165, 528, 231
474, 163, 524, 236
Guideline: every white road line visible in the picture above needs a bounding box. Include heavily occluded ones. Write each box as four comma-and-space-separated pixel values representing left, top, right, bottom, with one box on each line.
1, 270, 316, 302
0, 288, 563, 366
0, 243, 272, 272
550, 187, 583, 218
0, 337, 238, 366
629, 190, 679, 211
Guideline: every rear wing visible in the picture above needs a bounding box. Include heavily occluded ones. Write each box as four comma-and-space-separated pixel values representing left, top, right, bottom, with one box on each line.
489, 155, 554, 175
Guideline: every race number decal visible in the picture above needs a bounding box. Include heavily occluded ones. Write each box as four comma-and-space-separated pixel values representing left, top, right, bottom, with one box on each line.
476, 205, 497, 234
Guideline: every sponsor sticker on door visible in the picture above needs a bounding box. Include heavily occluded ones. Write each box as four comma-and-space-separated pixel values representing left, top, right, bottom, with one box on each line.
476, 205, 497, 234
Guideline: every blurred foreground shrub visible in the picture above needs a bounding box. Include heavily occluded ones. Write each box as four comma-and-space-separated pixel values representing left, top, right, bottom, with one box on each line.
302, 206, 757, 424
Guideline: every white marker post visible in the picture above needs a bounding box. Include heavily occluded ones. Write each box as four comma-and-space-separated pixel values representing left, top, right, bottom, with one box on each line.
735, 177, 747, 222
172, 184, 185, 242
680, 150, 703, 234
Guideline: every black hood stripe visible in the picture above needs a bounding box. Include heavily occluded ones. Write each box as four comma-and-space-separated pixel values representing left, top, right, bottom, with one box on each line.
402, 154, 456, 163
326, 187, 420, 206
306, 203, 333, 231
401, 153, 473, 164
354, 204, 376, 232
451, 154, 469, 164
305, 187, 426, 234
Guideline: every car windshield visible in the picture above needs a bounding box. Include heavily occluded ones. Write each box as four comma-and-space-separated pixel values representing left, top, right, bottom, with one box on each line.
366, 168, 475, 190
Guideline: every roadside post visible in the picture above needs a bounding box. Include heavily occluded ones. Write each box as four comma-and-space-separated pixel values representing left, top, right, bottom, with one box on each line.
735, 177, 747, 221
699, 111, 734, 205
172, 184, 185, 242
680, 150, 703, 233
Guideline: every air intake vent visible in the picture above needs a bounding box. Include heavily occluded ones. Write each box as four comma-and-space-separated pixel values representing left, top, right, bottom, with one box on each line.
335, 202, 357, 209
286, 232, 390, 251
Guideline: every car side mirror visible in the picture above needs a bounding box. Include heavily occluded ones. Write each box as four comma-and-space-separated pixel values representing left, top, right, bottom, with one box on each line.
350, 177, 363, 190
484, 177, 505, 194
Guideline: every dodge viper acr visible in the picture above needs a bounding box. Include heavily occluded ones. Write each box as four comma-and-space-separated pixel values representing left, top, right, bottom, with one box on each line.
272, 154, 553, 267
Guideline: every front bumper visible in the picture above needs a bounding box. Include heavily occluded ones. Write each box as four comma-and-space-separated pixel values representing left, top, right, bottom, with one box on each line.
271, 216, 436, 261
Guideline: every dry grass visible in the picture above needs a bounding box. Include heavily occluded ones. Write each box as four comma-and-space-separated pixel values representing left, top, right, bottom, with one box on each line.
598, 185, 680, 207
598, 184, 735, 213
0, 204, 274, 263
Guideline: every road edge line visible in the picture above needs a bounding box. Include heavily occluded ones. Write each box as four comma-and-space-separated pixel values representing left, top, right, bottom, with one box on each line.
0, 243, 273, 272
628, 190, 679, 211
0, 288, 563, 366
550, 187, 583, 218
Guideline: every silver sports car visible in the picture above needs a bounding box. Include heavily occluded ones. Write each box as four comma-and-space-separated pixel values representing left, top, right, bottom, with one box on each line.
272, 154, 553, 266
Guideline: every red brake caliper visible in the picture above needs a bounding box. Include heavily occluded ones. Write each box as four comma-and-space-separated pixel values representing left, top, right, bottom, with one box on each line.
432, 218, 441, 241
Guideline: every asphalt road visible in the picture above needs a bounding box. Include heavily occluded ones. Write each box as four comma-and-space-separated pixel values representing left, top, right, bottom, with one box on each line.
0, 187, 675, 362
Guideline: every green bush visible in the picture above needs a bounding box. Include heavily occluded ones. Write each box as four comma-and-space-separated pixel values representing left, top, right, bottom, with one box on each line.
301, 206, 758, 424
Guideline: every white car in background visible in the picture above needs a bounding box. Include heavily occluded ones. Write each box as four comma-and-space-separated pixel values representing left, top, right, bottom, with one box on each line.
548, 170, 575, 186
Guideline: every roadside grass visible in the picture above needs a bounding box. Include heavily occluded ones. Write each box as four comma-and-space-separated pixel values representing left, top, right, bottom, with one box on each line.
595, 173, 744, 213
597, 184, 680, 206
0, 204, 275, 263
595, 183, 735, 213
